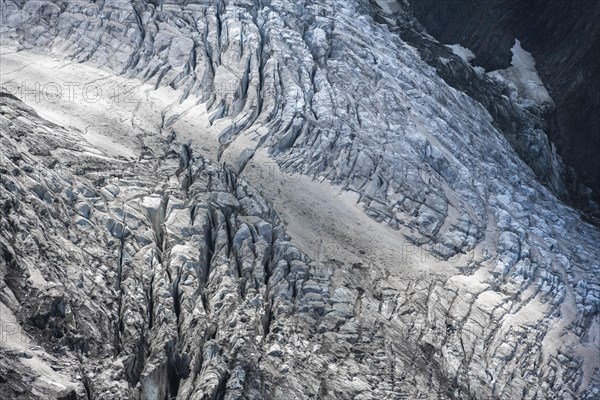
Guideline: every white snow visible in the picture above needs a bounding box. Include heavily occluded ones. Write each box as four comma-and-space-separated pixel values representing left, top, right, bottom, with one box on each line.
83, 128, 137, 160
446, 44, 476, 63
0, 45, 458, 282
244, 148, 460, 279
488, 39, 554, 107
374, 0, 403, 14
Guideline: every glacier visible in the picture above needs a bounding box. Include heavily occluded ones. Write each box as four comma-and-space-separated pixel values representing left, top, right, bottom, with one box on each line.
0, 1, 599, 399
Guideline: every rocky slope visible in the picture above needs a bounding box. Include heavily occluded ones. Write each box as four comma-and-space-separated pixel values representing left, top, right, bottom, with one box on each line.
410, 0, 600, 210
1, 1, 599, 399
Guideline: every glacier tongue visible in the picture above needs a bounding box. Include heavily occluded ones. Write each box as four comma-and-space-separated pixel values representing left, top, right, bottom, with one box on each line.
1, 1, 600, 399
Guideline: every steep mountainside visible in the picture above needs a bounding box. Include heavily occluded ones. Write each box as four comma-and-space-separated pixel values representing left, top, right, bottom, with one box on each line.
1, 1, 599, 399
411, 0, 600, 209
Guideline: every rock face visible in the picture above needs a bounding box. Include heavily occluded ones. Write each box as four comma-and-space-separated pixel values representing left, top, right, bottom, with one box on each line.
0, 1, 599, 399
410, 0, 600, 210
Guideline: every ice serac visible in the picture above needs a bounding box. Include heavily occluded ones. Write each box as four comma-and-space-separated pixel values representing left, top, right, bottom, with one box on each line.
1, 1, 600, 399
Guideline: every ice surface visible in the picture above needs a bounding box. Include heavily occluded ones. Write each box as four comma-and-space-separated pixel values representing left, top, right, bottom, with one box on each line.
0, 1, 599, 399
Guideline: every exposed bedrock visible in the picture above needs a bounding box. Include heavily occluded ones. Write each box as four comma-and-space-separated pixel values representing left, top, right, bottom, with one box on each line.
409, 0, 600, 213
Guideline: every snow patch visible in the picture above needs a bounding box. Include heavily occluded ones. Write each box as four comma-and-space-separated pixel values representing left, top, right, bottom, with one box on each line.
374, 0, 403, 14
446, 44, 476, 63
488, 39, 554, 108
